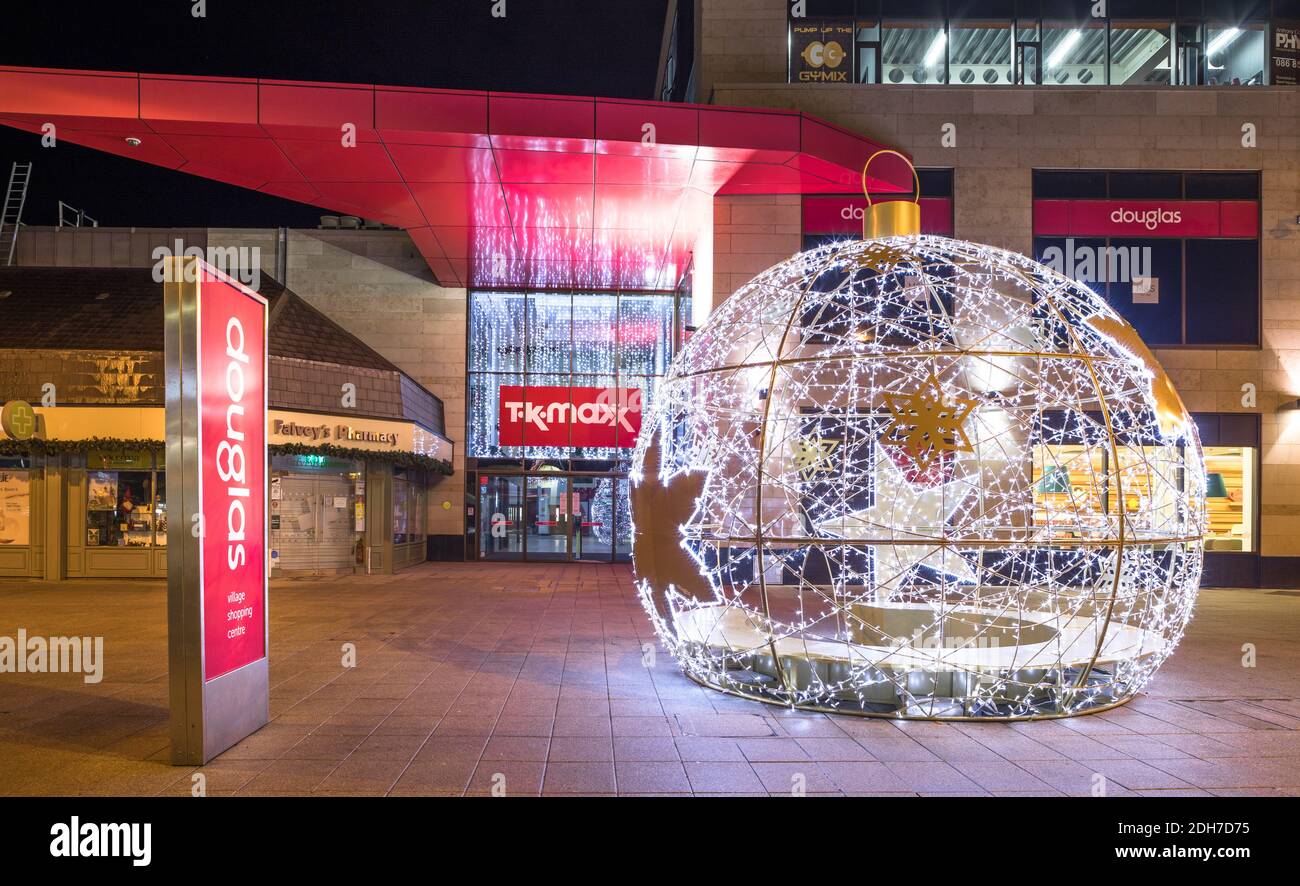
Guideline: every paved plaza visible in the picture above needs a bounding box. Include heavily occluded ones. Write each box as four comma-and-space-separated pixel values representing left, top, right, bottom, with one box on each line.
1, 563, 1298, 797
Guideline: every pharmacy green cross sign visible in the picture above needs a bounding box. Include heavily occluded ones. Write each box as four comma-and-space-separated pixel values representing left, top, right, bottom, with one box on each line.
0, 400, 36, 441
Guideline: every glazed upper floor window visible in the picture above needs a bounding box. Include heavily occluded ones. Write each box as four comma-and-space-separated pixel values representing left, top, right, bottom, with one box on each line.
1032, 169, 1261, 348
785, 1, 1286, 86
467, 290, 689, 461
469, 291, 684, 377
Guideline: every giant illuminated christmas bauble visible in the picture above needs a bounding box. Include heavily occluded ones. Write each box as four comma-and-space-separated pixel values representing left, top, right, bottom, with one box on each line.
630, 235, 1205, 720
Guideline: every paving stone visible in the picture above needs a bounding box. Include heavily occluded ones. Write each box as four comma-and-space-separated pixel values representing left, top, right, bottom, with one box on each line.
0, 565, 1297, 797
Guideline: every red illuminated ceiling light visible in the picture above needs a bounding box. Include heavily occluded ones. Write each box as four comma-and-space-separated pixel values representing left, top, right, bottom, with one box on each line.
0, 66, 912, 290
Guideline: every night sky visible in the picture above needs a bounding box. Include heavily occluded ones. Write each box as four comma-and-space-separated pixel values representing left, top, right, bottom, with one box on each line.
0, 0, 671, 227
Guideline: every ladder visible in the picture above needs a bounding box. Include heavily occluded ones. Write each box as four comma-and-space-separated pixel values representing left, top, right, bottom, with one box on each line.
2, 162, 33, 266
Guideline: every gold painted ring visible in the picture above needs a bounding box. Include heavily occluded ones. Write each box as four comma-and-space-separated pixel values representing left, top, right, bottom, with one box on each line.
861, 148, 920, 207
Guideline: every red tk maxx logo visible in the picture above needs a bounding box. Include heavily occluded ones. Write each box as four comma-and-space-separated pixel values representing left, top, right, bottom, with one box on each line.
498, 385, 642, 448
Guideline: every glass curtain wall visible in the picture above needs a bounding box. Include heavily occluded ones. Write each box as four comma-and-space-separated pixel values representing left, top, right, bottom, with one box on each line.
1042, 20, 1106, 85
950, 19, 1014, 85
1109, 21, 1172, 85
793, 10, 1269, 86
882, 20, 948, 84
468, 290, 681, 561
1204, 24, 1267, 85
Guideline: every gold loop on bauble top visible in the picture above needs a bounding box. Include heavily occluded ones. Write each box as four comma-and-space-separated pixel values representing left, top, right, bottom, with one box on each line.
860, 149, 922, 239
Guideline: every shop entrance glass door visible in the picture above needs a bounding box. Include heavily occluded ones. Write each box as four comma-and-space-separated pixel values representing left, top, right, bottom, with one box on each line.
526, 475, 569, 561
479, 473, 627, 562
569, 476, 615, 562
479, 475, 524, 560
273, 472, 358, 575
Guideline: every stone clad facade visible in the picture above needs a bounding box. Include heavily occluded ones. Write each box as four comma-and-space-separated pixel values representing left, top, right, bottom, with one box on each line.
690, 0, 1300, 581
13, 228, 468, 542
9, 10, 1295, 575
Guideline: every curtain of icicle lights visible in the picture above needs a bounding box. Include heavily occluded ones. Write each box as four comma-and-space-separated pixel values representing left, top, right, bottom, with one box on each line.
630, 235, 1205, 720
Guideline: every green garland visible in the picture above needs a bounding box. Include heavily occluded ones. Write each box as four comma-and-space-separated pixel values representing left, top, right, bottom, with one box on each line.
269, 442, 452, 475
0, 437, 453, 475
0, 436, 163, 457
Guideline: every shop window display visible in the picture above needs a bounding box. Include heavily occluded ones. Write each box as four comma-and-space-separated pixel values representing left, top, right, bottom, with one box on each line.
1034, 170, 1261, 348
392, 468, 426, 545
84, 451, 165, 548
87, 469, 159, 547
1203, 446, 1255, 552
1033, 444, 1182, 535
0, 468, 30, 547
393, 472, 410, 544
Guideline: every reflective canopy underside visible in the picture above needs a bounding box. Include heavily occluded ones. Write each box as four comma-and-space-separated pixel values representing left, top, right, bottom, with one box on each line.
0, 66, 912, 291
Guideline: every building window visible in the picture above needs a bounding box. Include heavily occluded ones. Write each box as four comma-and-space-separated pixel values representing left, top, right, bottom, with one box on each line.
949, 19, 1013, 85
1033, 444, 1098, 535
1204, 445, 1255, 551
1193, 414, 1259, 566
1205, 24, 1267, 85
1109, 21, 1172, 85
467, 290, 681, 462
526, 292, 573, 374
882, 19, 947, 84
1185, 239, 1259, 345
855, 19, 881, 83
1033, 444, 1188, 536
787, 10, 1271, 87
86, 450, 164, 548
1043, 20, 1104, 85
468, 291, 524, 373
0, 467, 31, 546
392, 468, 425, 545
1015, 18, 1041, 84
1031, 412, 1190, 544
660, 0, 695, 102
572, 293, 618, 375
1033, 170, 1260, 348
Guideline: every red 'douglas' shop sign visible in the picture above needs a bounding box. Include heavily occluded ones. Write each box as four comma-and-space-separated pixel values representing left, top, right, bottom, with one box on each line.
1033, 200, 1259, 238
498, 385, 642, 448
803, 196, 954, 236
199, 269, 267, 681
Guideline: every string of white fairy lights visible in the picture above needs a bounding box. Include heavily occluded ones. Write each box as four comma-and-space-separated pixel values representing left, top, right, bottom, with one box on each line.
631, 234, 1205, 719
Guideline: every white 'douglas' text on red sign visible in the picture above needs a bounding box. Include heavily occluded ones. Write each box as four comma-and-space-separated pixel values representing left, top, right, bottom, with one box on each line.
498, 385, 642, 448
199, 269, 267, 681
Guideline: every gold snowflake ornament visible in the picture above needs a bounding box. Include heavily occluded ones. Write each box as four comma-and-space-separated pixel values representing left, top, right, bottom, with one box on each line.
880, 373, 977, 470
789, 436, 840, 481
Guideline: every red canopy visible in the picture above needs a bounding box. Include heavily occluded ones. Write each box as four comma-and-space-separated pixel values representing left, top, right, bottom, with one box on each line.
0, 66, 910, 290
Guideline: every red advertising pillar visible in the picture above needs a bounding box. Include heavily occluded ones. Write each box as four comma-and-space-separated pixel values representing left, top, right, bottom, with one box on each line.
164, 256, 269, 764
